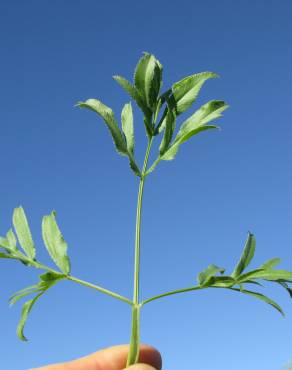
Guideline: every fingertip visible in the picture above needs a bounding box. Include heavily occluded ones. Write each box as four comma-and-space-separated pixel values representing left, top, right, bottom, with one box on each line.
125, 365, 157, 370
139, 344, 162, 370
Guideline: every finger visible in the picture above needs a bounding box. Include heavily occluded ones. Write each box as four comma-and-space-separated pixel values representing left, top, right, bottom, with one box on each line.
125, 365, 157, 370
32, 344, 162, 370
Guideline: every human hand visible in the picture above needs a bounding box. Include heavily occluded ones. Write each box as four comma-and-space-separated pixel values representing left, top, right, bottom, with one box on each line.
31, 344, 162, 370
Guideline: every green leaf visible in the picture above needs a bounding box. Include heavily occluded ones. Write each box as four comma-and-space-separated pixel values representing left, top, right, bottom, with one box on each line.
232, 233, 256, 278
229, 287, 284, 316
176, 100, 228, 142
121, 102, 134, 154
198, 264, 225, 286
160, 100, 227, 161
153, 97, 162, 125
260, 258, 281, 269
77, 99, 127, 156
238, 269, 292, 282
39, 271, 63, 282
159, 109, 176, 155
161, 125, 218, 161
12, 272, 64, 340
128, 155, 141, 177
42, 211, 71, 275
113, 75, 152, 120
17, 292, 44, 341
155, 106, 168, 134
12, 207, 36, 260
0, 252, 15, 259
172, 72, 218, 114
9, 285, 40, 306
38, 271, 64, 290
209, 276, 236, 287
6, 229, 17, 251
0, 236, 10, 249
134, 52, 163, 111
277, 281, 292, 298
10, 272, 63, 307
243, 280, 263, 287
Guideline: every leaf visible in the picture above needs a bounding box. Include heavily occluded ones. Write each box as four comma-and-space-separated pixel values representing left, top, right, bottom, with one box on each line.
0, 236, 10, 249
176, 100, 228, 142
128, 155, 141, 177
277, 281, 292, 298
134, 52, 163, 111
11, 271, 64, 340
6, 229, 17, 251
232, 233, 256, 278
155, 106, 168, 134
9, 285, 40, 306
38, 271, 65, 290
42, 211, 71, 275
39, 271, 63, 282
159, 109, 176, 155
113, 75, 152, 120
153, 97, 162, 125
243, 280, 263, 287
260, 258, 281, 269
198, 264, 225, 285
121, 102, 134, 154
12, 207, 36, 260
76, 99, 127, 156
9, 272, 63, 307
238, 269, 292, 282
161, 125, 218, 161
209, 276, 236, 287
171, 72, 218, 114
17, 292, 44, 341
160, 100, 227, 161
0, 252, 16, 259
229, 287, 284, 316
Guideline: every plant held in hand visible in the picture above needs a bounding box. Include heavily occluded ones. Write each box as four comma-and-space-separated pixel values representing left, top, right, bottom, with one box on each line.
1, 52, 292, 367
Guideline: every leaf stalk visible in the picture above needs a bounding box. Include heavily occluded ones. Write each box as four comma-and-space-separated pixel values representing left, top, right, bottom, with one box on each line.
18, 257, 133, 305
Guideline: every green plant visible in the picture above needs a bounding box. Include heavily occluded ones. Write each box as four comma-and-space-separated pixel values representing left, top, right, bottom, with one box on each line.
1, 52, 292, 367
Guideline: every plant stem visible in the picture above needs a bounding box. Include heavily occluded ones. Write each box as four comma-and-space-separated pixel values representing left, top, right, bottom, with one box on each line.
141, 286, 203, 306
126, 304, 141, 366
25, 258, 132, 305
127, 137, 153, 367
146, 156, 161, 175
66, 275, 133, 305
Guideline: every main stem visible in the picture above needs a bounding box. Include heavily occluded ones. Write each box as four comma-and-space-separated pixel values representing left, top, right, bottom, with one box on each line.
127, 137, 153, 367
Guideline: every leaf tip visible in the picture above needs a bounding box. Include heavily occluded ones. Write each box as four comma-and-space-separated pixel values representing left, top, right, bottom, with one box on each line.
19, 333, 28, 342
210, 72, 220, 79
74, 101, 83, 108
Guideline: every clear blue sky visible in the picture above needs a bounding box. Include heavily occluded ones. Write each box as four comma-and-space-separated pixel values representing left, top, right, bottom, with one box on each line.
0, 1, 292, 369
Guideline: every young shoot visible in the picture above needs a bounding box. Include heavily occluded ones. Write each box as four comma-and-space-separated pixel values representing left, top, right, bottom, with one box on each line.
1, 52, 292, 367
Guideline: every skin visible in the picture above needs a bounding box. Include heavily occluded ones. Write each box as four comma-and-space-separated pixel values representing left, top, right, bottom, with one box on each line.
30, 344, 162, 370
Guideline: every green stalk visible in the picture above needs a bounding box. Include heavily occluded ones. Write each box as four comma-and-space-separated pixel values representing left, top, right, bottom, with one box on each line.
126, 137, 153, 367
66, 275, 133, 305
19, 257, 133, 305
141, 286, 203, 306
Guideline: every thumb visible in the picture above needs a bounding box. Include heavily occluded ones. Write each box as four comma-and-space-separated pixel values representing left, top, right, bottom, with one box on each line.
125, 365, 157, 370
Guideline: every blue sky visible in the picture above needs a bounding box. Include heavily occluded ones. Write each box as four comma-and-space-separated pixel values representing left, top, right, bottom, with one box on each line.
0, 1, 292, 369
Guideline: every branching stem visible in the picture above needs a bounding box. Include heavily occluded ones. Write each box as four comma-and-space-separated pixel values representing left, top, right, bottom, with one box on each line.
17, 257, 133, 305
